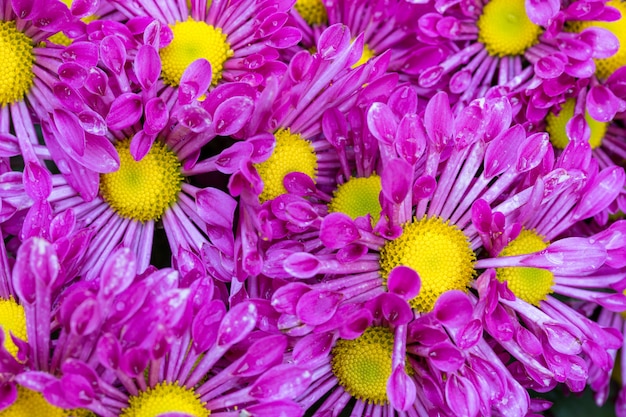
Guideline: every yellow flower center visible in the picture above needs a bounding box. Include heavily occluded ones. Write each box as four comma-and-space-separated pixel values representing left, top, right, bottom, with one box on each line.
379, 216, 476, 312
545, 98, 606, 149
120, 382, 209, 417
0, 21, 35, 106
331, 327, 405, 405
0, 297, 27, 358
160, 18, 233, 87
294, 0, 328, 26
254, 128, 318, 203
99, 139, 183, 222
352, 43, 375, 68
568, 0, 626, 79
328, 175, 382, 224
0, 386, 94, 417
477, 0, 542, 57
496, 229, 554, 306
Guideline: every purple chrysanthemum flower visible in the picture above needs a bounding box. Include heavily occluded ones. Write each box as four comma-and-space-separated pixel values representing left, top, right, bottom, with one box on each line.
3, 31, 256, 279
416, 0, 619, 111
38, 250, 311, 416
0, 234, 95, 414
289, 0, 430, 79
184, 23, 396, 280
106, 0, 301, 91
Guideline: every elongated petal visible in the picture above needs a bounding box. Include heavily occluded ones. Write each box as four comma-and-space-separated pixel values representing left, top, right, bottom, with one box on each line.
388, 365, 417, 411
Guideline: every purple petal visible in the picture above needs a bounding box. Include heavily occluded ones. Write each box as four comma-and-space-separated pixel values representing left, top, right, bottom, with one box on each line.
316, 24, 351, 60
196, 187, 237, 230
525, 0, 559, 25
134, 45, 161, 90
143, 97, 168, 135
213, 96, 255, 136
244, 401, 304, 417
432, 290, 473, 329
388, 365, 417, 411
192, 301, 225, 352
319, 213, 360, 249
445, 375, 480, 417
13, 237, 59, 303
428, 342, 465, 372
266, 27, 302, 49
395, 114, 427, 165
485, 125, 524, 178
248, 365, 312, 400
382, 158, 411, 204
53, 109, 86, 157
129, 131, 156, 161
61, 41, 99, 67
521, 237, 606, 274
179, 59, 212, 105
217, 302, 257, 347
535, 54, 565, 79
367, 102, 398, 145
233, 334, 287, 377
23, 162, 52, 201
100, 35, 126, 75
106, 93, 143, 130
99, 247, 136, 298
387, 266, 420, 301
293, 332, 335, 364
516, 132, 549, 172
296, 290, 342, 325
271, 283, 309, 315
543, 322, 582, 355
96, 333, 121, 369
424, 91, 452, 150
581, 27, 619, 59
587, 85, 622, 122
283, 253, 321, 279
120, 347, 149, 377
574, 166, 625, 220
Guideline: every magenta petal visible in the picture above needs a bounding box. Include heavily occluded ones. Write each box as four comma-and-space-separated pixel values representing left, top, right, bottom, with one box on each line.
192, 301, 225, 352
244, 401, 304, 417
134, 45, 161, 90
445, 375, 480, 417
53, 109, 86, 157
516, 132, 549, 172
595, 293, 626, 312
316, 23, 351, 60
96, 333, 121, 369
581, 27, 619, 59
574, 166, 625, 220
388, 365, 417, 411
13, 237, 58, 303
485, 125, 524, 178
196, 187, 237, 230
143, 97, 168, 135
293, 332, 335, 364
432, 290, 473, 329
120, 347, 149, 377
543, 322, 582, 355
61, 41, 99, 67
395, 114, 427, 165
380, 293, 412, 325
106, 93, 143, 130
267, 27, 302, 48
284, 252, 321, 279
525, 0, 559, 25
70, 297, 101, 336
23, 162, 52, 201
534, 54, 565, 79
233, 334, 287, 377
382, 158, 411, 204
367, 102, 398, 145
248, 365, 312, 401
0, 382, 17, 410
217, 302, 257, 347
80, 133, 120, 173
129, 130, 156, 161
179, 59, 212, 105
213, 96, 255, 136
99, 247, 136, 298
70, 0, 97, 16
428, 342, 465, 372
319, 213, 360, 249
457, 319, 482, 349
271, 283, 309, 315
521, 237, 606, 274
424, 91, 452, 150
387, 266, 420, 301
100, 35, 126, 75
296, 290, 342, 325
587, 85, 622, 122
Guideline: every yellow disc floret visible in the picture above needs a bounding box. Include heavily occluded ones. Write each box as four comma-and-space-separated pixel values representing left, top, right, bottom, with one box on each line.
0, 386, 94, 417
496, 229, 554, 306
254, 128, 318, 202
0, 21, 35, 106
0, 297, 27, 358
100, 139, 183, 222
294, 0, 328, 26
331, 327, 407, 405
545, 98, 606, 149
379, 216, 476, 312
477, 0, 542, 57
120, 381, 209, 417
160, 18, 233, 87
328, 175, 382, 224
568, 0, 626, 79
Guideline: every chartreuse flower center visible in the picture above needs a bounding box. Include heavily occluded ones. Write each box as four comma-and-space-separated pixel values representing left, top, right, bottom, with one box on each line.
0, 21, 35, 106
100, 139, 183, 222
160, 18, 234, 87
496, 229, 554, 306
0, 386, 94, 417
295, 0, 327, 25
545, 98, 606, 149
254, 128, 318, 202
0, 297, 26, 358
328, 175, 382, 224
379, 216, 476, 312
332, 326, 410, 405
568, 0, 626, 79
477, 0, 542, 57
120, 382, 209, 417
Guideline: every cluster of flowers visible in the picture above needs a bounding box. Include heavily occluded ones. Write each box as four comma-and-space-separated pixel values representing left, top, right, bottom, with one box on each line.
1, 0, 626, 415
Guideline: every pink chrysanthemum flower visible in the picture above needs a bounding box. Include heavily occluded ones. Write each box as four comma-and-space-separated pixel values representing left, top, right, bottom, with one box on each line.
416, 0, 620, 111
106, 0, 301, 91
